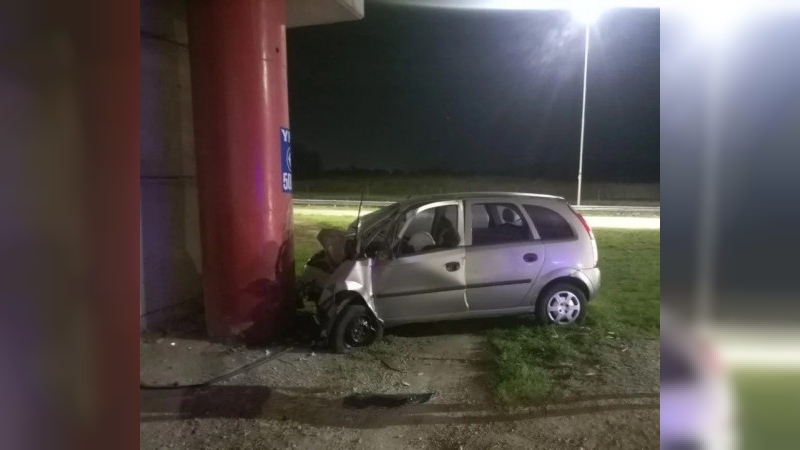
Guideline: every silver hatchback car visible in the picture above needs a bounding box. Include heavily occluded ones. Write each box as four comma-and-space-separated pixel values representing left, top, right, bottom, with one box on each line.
299, 192, 600, 352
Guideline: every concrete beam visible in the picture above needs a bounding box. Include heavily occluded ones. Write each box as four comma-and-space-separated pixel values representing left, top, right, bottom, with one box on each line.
288, 0, 364, 28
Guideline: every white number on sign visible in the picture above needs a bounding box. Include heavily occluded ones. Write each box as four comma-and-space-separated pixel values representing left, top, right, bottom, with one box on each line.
282, 173, 292, 191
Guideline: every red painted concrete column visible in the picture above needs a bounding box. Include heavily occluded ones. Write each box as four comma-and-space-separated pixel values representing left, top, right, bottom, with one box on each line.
187, 0, 294, 342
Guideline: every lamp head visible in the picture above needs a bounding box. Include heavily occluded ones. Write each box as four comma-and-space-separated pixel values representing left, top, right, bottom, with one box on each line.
570, 0, 608, 24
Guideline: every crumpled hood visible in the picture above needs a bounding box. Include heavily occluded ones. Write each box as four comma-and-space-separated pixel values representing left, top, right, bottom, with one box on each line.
317, 228, 348, 267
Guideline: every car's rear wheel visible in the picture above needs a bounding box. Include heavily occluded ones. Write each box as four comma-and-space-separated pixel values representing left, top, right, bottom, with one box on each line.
536, 283, 587, 325
331, 304, 383, 353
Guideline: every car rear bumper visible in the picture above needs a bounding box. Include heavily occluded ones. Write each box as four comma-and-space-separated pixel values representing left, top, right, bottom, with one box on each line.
580, 267, 601, 300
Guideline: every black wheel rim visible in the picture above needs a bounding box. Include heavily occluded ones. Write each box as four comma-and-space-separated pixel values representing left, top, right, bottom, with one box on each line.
344, 314, 375, 348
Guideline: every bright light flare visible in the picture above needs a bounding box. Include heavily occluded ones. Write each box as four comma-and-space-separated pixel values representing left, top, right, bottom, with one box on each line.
681, 0, 753, 44
379, 0, 660, 12
668, 0, 800, 45
570, 0, 609, 24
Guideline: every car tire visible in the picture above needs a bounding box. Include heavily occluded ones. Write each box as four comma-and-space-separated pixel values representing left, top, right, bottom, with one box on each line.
331, 304, 384, 353
535, 283, 588, 325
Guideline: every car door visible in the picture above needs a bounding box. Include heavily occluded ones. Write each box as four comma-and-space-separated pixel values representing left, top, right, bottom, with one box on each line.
464, 200, 545, 312
371, 201, 467, 323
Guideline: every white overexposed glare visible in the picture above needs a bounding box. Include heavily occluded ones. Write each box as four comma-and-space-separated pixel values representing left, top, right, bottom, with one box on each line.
379, 0, 660, 12
673, 0, 754, 45
667, 0, 800, 45
569, 0, 610, 24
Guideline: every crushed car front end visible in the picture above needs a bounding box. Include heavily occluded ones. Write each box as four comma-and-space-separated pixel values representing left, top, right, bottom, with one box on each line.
297, 203, 401, 346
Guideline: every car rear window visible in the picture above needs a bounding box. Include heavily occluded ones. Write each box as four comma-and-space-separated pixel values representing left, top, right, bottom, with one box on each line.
523, 205, 575, 240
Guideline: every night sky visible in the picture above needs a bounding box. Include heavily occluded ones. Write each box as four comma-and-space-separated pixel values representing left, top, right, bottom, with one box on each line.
287, 3, 659, 182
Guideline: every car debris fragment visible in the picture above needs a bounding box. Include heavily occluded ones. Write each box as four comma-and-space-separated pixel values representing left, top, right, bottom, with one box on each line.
343, 392, 436, 409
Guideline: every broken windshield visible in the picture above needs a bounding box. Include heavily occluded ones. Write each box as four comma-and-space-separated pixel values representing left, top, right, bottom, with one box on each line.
347, 203, 400, 235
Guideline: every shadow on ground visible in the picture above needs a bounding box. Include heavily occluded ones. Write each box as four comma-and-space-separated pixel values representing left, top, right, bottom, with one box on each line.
140, 384, 658, 429
386, 316, 535, 338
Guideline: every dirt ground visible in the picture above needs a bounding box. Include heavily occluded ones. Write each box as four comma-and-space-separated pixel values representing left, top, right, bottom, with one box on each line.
140, 316, 659, 450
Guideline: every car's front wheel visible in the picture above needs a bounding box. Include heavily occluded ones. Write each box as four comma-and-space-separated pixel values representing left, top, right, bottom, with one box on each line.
536, 283, 587, 325
331, 304, 383, 353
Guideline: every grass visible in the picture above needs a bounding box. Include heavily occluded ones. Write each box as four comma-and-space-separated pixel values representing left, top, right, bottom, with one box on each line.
490, 325, 604, 404
488, 229, 660, 404
294, 175, 659, 204
293, 214, 352, 275
584, 230, 661, 337
733, 369, 800, 450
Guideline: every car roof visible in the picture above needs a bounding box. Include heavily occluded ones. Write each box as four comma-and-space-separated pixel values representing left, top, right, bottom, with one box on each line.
395, 191, 567, 208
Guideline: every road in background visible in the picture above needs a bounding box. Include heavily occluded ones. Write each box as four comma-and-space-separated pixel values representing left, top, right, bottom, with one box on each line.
293, 198, 660, 215
294, 207, 660, 230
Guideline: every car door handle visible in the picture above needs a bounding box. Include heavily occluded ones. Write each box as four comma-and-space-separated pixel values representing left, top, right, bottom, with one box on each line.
445, 261, 461, 272
523, 253, 538, 263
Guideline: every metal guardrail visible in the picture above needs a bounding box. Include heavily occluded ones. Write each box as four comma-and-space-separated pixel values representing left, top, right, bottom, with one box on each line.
293, 198, 660, 214
294, 199, 393, 208
571, 205, 660, 213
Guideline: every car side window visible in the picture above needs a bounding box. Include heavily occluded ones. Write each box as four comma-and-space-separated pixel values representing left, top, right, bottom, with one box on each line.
523, 204, 575, 240
470, 203, 532, 245
397, 205, 460, 256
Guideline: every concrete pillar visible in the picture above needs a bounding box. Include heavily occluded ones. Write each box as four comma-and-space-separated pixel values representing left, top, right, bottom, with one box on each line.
187, 0, 294, 343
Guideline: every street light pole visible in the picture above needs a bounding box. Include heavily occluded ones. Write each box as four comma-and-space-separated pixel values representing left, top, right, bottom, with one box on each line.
577, 23, 590, 206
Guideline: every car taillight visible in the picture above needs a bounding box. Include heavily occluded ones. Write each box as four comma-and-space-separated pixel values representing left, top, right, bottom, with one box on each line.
575, 211, 594, 240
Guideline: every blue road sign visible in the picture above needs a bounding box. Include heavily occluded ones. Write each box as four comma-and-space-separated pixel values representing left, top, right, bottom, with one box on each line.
280, 127, 292, 193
